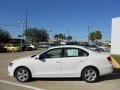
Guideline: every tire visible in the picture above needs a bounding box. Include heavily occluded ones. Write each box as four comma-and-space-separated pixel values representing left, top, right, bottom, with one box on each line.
82, 67, 99, 83
15, 67, 31, 82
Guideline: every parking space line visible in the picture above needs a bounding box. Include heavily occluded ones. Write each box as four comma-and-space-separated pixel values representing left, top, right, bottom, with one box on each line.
0, 79, 45, 90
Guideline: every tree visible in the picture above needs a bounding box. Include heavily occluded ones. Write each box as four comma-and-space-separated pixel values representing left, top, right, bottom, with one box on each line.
54, 34, 59, 41
54, 33, 66, 41
89, 32, 96, 42
95, 31, 102, 40
54, 33, 67, 45
67, 35, 72, 41
89, 30, 102, 43
24, 28, 49, 43
0, 28, 11, 43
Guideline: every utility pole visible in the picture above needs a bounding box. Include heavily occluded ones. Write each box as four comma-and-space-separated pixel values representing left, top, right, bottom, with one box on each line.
26, 9, 28, 30
25, 9, 28, 41
88, 26, 90, 44
18, 21, 25, 47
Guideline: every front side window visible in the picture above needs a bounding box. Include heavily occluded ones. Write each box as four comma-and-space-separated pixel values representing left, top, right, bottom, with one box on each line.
40, 48, 62, 59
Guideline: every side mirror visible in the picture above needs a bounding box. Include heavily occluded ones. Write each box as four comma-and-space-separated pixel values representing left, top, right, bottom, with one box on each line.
36, 55, 46, 62
40, 56, 46, 62
35, 55, 39, 60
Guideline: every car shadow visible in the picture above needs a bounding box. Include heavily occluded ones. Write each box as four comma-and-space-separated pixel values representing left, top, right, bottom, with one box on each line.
30, 69, 120, 82
31, 77, 82, 82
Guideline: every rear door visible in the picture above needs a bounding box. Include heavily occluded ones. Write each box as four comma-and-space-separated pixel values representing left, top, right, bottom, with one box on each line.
61, 48, 89, 77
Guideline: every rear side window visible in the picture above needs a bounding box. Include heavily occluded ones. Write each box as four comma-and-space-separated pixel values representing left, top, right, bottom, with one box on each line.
65, 48, 79, 57
64, 48, 89, 57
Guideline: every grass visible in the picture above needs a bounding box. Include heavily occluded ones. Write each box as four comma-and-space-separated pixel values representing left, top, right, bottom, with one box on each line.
112, 55, 120, 64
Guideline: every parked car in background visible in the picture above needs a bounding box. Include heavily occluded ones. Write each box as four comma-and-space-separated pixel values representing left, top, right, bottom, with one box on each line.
22, 44, 36, 51
38, 44, 50, 48
0, 46, 6, 53
97, 45, 109, 52
82, 44, 106, 52
27, 44, 36, 50
4, 44, 21, 52
8, 45, 113, 83
66, 41, 80, 45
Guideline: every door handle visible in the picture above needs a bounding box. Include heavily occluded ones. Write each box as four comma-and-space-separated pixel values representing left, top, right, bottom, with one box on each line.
80, 61, 85, 62
56, 61, 61, 63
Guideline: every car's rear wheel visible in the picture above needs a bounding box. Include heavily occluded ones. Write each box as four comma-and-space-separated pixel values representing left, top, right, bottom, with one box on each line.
15, 67, 31, 82
82, 67, 99, 83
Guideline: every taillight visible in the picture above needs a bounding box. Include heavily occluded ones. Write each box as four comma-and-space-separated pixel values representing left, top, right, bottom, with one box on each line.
107, 56, 111, 62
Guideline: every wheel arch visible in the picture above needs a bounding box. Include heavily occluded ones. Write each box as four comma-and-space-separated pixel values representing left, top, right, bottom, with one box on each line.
81, 66, 100, 77
14, 66, 32, 77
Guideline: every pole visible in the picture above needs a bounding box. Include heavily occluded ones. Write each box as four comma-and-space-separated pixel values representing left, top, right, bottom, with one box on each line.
88, 26, 90, 44
21, 22, 23, 47
26, 9, 28, 30
25, 9, 28, 41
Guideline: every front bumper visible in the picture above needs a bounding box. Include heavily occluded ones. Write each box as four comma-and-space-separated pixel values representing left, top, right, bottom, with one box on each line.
8, 66, 15, 77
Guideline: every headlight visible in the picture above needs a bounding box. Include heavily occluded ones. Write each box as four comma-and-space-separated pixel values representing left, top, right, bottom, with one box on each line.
9, 62, 14, 67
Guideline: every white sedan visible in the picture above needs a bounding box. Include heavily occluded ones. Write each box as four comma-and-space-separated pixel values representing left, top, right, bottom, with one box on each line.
8, 45, 113, 83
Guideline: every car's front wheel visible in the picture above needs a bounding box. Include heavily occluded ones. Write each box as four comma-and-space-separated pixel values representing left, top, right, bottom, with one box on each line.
15, 67, 31, 82
82, 67, 99, 83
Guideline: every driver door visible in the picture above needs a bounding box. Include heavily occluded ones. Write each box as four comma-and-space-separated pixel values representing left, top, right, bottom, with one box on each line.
34, 48, 62, 77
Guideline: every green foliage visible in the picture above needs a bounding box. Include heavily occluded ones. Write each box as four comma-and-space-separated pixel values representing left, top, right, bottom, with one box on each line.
67, 35, 72, 41
89, 31, 102, 42
54, 33, 65, 41
54, 33, 72, 42
89, 32, 96, 42
24, 28, 49, 43
0, 28, 11, 43
96, 31, 102, 40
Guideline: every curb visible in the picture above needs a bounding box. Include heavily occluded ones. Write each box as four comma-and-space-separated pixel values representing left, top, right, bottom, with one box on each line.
111, 56, 120, 69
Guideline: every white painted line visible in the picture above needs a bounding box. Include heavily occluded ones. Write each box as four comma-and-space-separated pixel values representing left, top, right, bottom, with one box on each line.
0, 80, 45, 90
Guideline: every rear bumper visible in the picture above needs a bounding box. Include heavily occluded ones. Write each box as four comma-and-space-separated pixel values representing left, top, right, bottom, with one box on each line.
99, 64, 113, 76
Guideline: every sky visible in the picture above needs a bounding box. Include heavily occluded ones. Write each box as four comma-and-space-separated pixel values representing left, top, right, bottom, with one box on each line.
0, 0, 120, 41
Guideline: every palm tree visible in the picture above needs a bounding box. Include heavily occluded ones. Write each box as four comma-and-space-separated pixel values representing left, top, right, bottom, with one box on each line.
89, 30, 102, 43
54, 34, 59, 41
67, 35, 72, 41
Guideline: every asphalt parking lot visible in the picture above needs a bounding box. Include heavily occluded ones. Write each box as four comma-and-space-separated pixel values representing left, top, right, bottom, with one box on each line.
0, 50, 120, 90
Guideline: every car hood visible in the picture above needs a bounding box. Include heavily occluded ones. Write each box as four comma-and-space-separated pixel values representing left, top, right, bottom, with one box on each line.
12, 56, 32, 64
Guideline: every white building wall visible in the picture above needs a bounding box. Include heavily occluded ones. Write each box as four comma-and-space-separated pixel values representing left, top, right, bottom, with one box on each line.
111, 17, 120, 55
